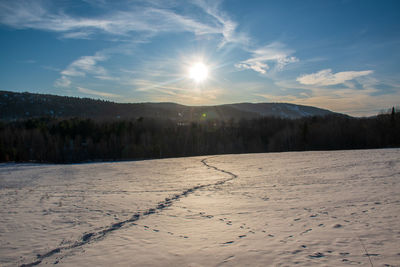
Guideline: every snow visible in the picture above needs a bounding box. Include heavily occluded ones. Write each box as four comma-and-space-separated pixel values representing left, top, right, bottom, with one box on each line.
286, 104, 311, 117
1, 149, 399, 266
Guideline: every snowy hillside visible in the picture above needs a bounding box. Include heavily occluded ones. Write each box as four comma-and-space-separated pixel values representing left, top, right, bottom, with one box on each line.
0, 149, 399, 266
226, 102, 333, 118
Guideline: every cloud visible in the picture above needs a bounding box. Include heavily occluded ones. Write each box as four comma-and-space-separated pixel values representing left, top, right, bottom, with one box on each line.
235, 42, 298, 74
297, 69, 373, 86
193, 0, 248, 47
61, 54, 107, 77
262, 74, 399, 116
61, 31, 93, 39
133, 79, 185, 93
77, 87, 121, 98
255, 86, 383, 116
55, 53, 107, 87
284, 88, 399, 117
95, 75, 120, 81
130, 76, 226, 105
235, 62, 269, 74
0, 0, 244, 47
54, 76, 71, 87
255, 93, 299, 102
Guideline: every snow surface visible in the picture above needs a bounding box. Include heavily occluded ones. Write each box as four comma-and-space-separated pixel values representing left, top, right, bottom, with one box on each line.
1, 149, 399, 266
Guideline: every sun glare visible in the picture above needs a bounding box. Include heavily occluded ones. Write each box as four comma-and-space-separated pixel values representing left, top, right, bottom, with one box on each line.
189, 62, 208, 83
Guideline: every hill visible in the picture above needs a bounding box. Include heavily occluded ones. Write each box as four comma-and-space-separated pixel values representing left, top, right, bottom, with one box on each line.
0, 90, 335, 121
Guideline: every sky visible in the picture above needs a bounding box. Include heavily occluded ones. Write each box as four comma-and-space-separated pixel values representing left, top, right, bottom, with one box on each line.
0, 0, 399, 116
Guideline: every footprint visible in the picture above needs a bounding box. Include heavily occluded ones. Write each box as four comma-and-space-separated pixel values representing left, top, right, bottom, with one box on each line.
365, 253, 380, 257
309, 252, 325, 258
223, 255, 234, 261
144, 209, 156, 215
301, 228, 312, 234
82, 233, 94, 242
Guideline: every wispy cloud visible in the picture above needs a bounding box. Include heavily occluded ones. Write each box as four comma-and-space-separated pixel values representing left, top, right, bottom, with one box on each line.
56, 53, 107, 87
0, 1, 112, 33
255, 93, 300, 103
193, 0, 248, 47
150, 87, 224, 105
297, 69, 373, 86
54, 76, 71, 87
0, 0, 244, 47
255, 86, 384, 116
95, 75, 120, 81
235, 42, 298, 74
236, 61, 269, 74
260, 72, 399, 116
283, 88, 399, 116
61, 53, 107, 77
130, 76, 225, 105
77, 86, 121, 98
61, 31, 93, 39
133, 79, 186, 93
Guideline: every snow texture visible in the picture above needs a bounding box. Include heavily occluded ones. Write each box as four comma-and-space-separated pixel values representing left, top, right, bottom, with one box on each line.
1, 149, 399, 266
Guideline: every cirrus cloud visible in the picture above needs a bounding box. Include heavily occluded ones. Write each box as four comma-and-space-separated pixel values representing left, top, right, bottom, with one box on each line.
55, 53, 107, 87
0, 0, 245, 48
77, 86, 121, 98
297, 69, 373, 86
235, 42, 298, 74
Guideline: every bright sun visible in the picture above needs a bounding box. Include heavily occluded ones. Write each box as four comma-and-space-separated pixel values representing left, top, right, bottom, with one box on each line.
189, 62, 208, 83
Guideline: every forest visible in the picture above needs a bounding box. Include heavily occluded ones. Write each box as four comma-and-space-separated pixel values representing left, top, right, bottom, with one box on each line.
0, 108, 398, 163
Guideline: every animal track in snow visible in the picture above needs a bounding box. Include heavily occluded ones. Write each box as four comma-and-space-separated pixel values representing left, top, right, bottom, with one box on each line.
19, 157, 238, 267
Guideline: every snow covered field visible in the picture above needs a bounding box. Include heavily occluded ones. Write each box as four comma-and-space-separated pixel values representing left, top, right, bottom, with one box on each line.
1, 149, 399, 266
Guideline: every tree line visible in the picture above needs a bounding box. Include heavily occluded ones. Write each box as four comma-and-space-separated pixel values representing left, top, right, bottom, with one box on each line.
0, 108, 398, 163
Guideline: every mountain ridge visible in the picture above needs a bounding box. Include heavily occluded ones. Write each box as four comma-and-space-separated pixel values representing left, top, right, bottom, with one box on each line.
0, 90, 337, 121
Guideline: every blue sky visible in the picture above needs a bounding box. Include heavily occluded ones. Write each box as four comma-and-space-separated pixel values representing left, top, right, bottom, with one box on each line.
0, 0, 399, 116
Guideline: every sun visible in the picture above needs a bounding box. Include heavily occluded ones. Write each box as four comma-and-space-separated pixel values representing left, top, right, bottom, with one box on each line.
189, 62, 208, 83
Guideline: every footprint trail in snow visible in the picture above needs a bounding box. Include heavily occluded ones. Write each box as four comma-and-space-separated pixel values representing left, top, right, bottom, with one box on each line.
19, 157, 237, 267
